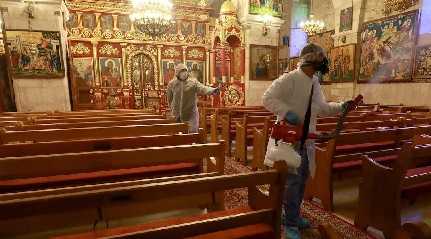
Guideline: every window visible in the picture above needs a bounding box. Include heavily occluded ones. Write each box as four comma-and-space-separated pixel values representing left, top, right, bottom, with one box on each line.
420, 0, 431, 35
289, 1, 309, 57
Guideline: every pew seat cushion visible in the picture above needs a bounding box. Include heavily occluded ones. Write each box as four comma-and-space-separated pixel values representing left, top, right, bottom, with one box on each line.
335, 141, 397, 155
52, 207, 273, 239
0, 163, 200, 192
333, 154, 398, 170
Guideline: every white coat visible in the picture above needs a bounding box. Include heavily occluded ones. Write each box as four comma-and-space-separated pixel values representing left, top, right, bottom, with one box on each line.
262, 68, 343, 176
167, 76, 216, 133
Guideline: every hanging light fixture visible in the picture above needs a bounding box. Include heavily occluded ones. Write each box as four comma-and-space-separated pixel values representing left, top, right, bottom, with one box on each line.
300, 14, 325, 36
129, 0, 175, 37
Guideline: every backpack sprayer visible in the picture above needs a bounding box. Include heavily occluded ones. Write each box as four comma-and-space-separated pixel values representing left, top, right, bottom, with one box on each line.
270, 95, 364, 145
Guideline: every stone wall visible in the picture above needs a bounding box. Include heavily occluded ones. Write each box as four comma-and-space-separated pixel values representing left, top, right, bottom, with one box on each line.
237, 0, 285, 106
0, 0, 71, 112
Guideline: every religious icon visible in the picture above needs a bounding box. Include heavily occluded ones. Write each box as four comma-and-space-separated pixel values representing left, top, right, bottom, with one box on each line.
6, 30, 64, 78
186, 61, 205, 84
359, 11, 417, 82
117, 15, 131, 32
100, 15, 114, 31
72, 58, 94, 88
196, 22, 206, 37
329, 44, 356, 82
339, 7, 353, 32
162, 60, 181, 85
99, 58, 122, 87
82, 13, 96, 30
250, 45, 278, 81
66, 13, 78, 29
181, 21, 193, 36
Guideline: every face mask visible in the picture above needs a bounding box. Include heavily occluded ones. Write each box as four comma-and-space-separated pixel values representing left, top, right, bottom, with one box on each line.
178, 71, 189, 80
314, 57, 330, 75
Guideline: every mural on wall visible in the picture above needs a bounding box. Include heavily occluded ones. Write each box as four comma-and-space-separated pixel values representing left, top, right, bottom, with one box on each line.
99, 57, 122, 87
6, 30, 64, 78
308, 30, 334, 83
250, 45, 278, 81
339, 7, 353, 32
249, 0, 283, 17
329, 44, 356, 82
186, 61, 205, 84
414, 45, 431, 80
359, 11, 417, 82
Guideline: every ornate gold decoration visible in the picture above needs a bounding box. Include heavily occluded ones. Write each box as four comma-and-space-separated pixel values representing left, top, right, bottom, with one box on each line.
383, 0, 418, 15
125, 44, 159, 87
102, 30, 114, 39
99, 44, 119, 56
163, 47, 181, 58
213, 0, 244, 46
71, 42, 90, 55
220, 0, 235, 15
187, 48, 204, 59
300, 15, 325, 36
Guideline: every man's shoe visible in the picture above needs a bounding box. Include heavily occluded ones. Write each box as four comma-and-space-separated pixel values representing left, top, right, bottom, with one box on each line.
298, 217, 311, 230
285, 227, 301, 239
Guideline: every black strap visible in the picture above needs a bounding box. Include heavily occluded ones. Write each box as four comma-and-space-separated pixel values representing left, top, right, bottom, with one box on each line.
300, 85, 314, 150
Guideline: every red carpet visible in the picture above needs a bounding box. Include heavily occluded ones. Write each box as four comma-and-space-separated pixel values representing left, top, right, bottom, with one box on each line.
224, 156, 374, 239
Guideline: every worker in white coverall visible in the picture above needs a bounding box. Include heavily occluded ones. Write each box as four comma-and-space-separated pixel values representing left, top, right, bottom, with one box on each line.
167, 63, 220, 133
262, 43, 355, 239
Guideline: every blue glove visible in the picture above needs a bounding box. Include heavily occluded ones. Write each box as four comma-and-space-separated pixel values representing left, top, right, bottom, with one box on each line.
284, 111, 300, 125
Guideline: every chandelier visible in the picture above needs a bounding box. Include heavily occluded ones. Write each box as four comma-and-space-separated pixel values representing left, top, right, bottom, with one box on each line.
383, 0, 417, 15
129, 0, 175, 37
300, 15, 325, 36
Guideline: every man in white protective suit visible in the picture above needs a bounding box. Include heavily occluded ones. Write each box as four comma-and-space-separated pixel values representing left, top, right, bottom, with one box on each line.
167, 63, 220, 133
262, 43, 354, 239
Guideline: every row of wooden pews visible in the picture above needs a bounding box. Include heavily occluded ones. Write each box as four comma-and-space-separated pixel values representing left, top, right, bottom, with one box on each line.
355, 134, 431, 238
0, 109, 288, 239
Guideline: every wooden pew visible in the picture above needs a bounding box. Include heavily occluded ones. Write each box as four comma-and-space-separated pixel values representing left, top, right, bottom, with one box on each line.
305, 126, 431, 211
0, 132, 205, 158
0, 142, 225, 193
395, 222, 431, 239
250, 119, 409, 172
25, 114, 165, 124
355, 142, 431, 238
199, 106, 264, 135
5, 118, 173, 131
47, 165, 287, 239
251, 118, 276, 171
235, 115, 276, 165
215, 110, 273, 156
0, 123, 188, 144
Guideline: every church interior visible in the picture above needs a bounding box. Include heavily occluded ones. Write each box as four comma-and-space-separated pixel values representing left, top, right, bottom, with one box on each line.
1, 0, 431, 238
